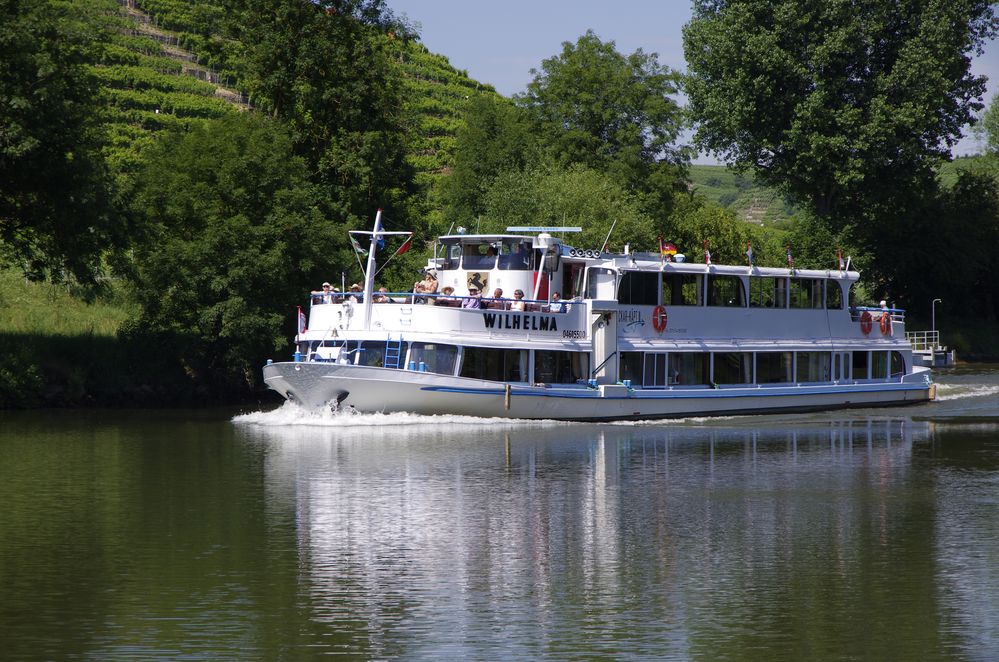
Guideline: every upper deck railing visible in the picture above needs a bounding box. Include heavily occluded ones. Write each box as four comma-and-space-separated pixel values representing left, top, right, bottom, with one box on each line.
309, 291, 575, 314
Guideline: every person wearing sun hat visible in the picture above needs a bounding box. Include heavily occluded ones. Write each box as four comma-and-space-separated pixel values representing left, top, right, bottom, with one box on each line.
462, 285, 482, 308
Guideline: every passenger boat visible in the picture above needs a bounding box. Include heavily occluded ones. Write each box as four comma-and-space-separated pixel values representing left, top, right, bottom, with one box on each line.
263, 211, 934, 420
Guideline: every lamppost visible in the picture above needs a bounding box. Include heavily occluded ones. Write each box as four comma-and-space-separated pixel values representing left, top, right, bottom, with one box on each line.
931, 298, 942, 350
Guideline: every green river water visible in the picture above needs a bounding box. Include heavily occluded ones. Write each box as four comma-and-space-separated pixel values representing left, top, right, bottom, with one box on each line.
1, 365, 998, 660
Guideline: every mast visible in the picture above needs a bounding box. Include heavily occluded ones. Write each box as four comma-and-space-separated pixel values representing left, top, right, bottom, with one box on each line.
361, 209, 382, 330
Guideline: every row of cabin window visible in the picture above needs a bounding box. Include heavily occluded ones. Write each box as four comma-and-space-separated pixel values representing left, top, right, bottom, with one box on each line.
613, 271, 845, 309
440, 240, 536, 271
619, 350, 905, 387
307, 341, 590, 384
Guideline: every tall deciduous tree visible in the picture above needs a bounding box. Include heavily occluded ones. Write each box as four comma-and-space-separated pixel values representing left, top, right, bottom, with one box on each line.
0, 0, 122, 282
517, 31, 689, 217
127, 113, 335, 391
222, 0, 412, 220
981, 93, 999, 155
683, 0, 998, 225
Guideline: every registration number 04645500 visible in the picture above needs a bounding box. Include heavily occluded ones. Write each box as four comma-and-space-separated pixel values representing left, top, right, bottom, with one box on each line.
562, 329, 586, 339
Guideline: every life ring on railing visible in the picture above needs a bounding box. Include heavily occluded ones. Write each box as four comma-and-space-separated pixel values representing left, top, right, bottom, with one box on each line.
652, 305, 668, 333
880, 312, 892, 336
859, 310, 873, 335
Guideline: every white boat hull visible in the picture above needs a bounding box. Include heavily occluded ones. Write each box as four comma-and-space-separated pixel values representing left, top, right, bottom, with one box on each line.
263, 362, 933, 421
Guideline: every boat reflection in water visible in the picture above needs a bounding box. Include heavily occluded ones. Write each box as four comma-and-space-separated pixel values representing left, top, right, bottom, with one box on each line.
234, 410, 996, 660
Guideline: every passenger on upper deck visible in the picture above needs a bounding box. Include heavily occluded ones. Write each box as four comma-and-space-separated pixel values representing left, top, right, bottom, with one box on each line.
373, 287, 390, 303
489, 288, 507, 310
313, 282, 337, 304
548, 292, 564, 313
463, 286, 482, 309
348, 283, 363, 303
438, 286, 456, 306
510, 289, 526, 311
413, 271, 438, 304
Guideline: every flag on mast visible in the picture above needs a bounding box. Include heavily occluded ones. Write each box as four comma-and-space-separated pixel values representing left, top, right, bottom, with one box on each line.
350, 235, 368, 256
837, 248, 844, 272
297, 306, 307, 334
746, 241, 754, 266
786, 245, 794, 270
703, 240, 711, 265
658, 237, 677, 262
394, 234, 413, 256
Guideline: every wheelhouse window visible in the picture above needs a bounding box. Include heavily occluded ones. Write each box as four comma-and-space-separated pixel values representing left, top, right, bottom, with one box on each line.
707, 275, 746, 307
749, 276, 787, 308
663, 273, 703, 306
534, 350, 589, 384
756, 352, 793, 383
409, 342, 458, 375
618, 271, 659, 305
463, 242, 498, 270
441, 240, 461, 270
498, 240, 533, 270
585, 268, 616, 300
796, 352, 831, 382
714, 352, 753, 384
790, 278, 823, 309
460, 347, 528, 382
669, 353, 710, 385
826, 281, 844, 309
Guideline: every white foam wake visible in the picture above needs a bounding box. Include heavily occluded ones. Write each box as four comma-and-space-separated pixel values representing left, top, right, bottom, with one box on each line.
232, 400, 568, 428
933, 383, 999, 402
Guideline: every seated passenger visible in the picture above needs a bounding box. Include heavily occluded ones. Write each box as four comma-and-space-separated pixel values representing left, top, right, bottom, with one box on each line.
462, 287, 482, 309
488, 287, 507, 310
348, 283, 363, 303
548, 292, 565, 313
510, 289, 526, 311
373, 287, 390, 303
438, 286, 456, 306
314, 282, 335, 304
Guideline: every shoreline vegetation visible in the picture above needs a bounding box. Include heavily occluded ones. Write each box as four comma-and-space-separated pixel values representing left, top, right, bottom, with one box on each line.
2, 0, 998, 409
2, 261, 997, 410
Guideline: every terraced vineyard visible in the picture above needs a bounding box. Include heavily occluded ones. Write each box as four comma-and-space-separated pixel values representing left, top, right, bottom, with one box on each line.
688, 165, 796, 225
94, 0, 500, 202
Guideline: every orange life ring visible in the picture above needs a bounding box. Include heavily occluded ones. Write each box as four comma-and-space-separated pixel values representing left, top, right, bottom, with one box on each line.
652, 305, 668, 333
880, 312, 892, 335
859, 310, 873, 335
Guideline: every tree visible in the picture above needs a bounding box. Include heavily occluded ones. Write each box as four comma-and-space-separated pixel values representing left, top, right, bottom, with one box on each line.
442, 94, 540, 226
980, 93, 999, 155
0, 0, 123, 282
517, 31, 689, 217
683, 0, 998, 226
222, 0, 413, 219
126, 113, 337, 392
478, 164, 656, 251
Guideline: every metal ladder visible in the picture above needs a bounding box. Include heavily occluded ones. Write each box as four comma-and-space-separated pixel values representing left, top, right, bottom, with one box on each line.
384, 337, 403, 369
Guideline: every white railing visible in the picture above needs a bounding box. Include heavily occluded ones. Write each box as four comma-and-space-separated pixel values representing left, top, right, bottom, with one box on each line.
906, 330, 940, 351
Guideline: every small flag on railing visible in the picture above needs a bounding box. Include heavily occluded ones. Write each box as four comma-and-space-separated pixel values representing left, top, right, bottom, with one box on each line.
836, 248, 844, 272
703, 240, 711, 265
297, 306, 307, 334
786, 245, 794, 270
394, 234, 413, 256
658, 237, 677, 262
350, 235, 368, 256
746, 241, 754, 267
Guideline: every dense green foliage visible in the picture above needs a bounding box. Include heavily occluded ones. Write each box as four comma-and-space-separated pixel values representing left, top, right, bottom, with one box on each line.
518, 31, 688, 218
125, 113, 337, 390
0, 0, 124, 282
2, 0, 999, 408
683, 0, 998, 225
981, 93, 999, 155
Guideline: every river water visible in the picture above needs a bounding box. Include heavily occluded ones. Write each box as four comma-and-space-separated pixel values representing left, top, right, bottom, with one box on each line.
2, 366, 999, 660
